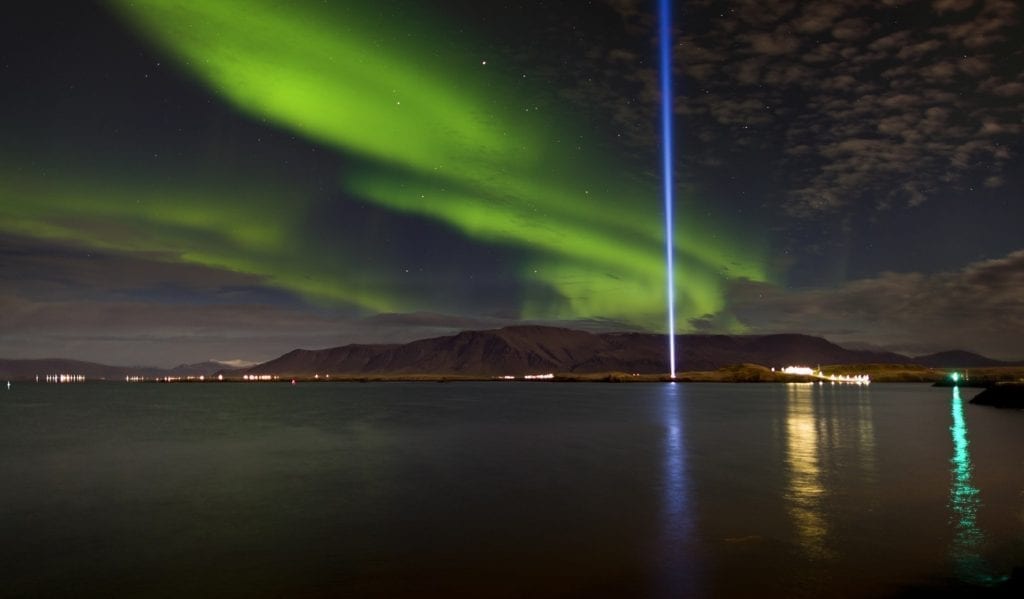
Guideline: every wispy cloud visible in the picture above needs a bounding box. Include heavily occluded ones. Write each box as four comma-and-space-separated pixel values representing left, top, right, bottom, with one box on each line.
713, 249, 1024, 360
597, 0, 1022, 215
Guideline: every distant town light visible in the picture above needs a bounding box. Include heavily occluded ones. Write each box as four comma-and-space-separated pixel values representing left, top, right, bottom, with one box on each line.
782, 365, 870, 385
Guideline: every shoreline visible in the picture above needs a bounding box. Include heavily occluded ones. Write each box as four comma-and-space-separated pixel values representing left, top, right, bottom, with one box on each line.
10, 365, 1023, 384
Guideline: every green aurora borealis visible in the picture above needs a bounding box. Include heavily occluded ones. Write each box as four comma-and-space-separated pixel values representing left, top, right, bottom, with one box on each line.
5, 0, 769, 334
3, 0, 1024, 364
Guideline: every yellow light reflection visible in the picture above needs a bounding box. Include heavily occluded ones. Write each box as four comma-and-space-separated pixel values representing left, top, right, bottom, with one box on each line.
785, 383, 830, 559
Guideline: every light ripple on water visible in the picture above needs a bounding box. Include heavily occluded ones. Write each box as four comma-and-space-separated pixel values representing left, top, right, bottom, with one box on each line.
1, 382, 1022, 596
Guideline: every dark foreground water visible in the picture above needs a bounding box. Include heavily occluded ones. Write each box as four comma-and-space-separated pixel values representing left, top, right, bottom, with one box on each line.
2, 382, 1023, 597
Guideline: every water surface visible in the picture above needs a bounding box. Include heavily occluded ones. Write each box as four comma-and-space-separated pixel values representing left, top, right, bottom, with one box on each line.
2, 382, 1022, 596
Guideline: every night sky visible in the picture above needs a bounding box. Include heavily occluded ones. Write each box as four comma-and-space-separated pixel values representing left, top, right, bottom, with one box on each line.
2, 0, 1022, 367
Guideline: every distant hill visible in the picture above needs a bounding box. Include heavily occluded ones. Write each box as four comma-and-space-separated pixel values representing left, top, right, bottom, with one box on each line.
910, 350, 1020, 368
164, 361, 246, 376
4, 327, 1014, 381
240, 325, 1016, 377
0, 359, 239, 380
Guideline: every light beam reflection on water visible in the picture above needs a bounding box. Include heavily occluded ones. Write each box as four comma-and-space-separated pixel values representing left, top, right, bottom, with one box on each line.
784, 383, 830, 559
782, 383, 881, 567
658, 383, 697, 596
948, 385, 1004, 586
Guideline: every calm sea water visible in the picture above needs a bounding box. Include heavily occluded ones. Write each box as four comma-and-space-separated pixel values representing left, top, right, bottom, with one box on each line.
1, 382, 1022, 597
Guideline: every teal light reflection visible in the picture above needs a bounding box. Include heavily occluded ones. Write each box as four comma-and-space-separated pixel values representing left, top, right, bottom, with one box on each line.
948, 386, 1002, 585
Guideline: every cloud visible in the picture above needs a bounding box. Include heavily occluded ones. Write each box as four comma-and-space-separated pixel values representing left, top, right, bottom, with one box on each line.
0, 235, 364, 366
933, 0, 976, 13
567, 0, 1019, 226
647, 0, 1024, 216
0, 235, 651, 367
831, 18, 873, 41
0, 293, 360, 367
793, 2, 848, 34
715, 250, 1024, 360
990, 81, 1024, 97
896, 39, 943, 60
932, 0, 1018, 47
746, 30, 801, 55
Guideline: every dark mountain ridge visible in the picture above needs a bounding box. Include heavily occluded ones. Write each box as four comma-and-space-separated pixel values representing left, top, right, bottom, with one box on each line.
241, 326, 1018, 376
3, 326, 1017, 380
0, 359, 238, 380
911, 350, 1010, 368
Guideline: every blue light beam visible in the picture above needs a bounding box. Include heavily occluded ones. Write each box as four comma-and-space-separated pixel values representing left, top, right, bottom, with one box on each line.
659, 0, 677, 378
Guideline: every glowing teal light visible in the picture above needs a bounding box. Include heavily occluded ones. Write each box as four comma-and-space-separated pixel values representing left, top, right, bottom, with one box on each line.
951, 372, 961, 384
948, 386, 1003, 585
